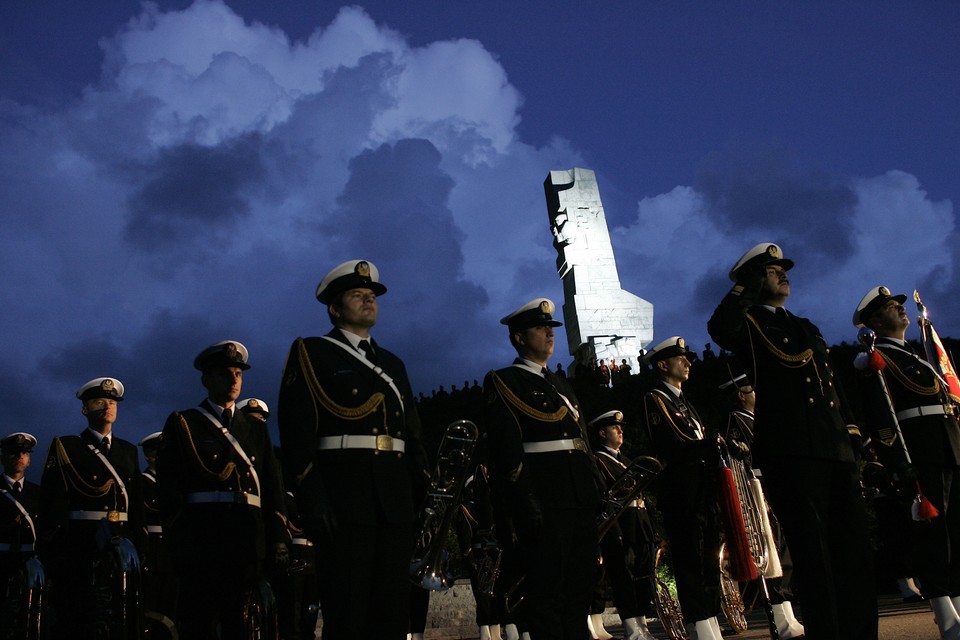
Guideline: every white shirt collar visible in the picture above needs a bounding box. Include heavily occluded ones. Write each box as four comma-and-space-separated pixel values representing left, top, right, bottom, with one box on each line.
339, 328, 371, 351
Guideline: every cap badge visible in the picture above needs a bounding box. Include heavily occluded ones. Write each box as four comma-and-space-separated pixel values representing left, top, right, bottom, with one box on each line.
224, 343, 238, 359
248, 399, 260, 409
677, 337, 686, 349
539, 300, 550, 313
101, 379, 114, 391
614, 411, 624, 422
879, 286, 890, 296
356, 261, 371, 278
767, 244, 780, 258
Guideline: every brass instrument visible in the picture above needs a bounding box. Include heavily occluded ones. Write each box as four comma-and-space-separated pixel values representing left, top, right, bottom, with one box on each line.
410, 420, 478, 591
719, 542, 748, 633
242, 577, 278, 640
724, 451, 782, 639
92, 531, 144, 640
653, 544, 687, 640
0, 555, 46, 640
597, 456, 663, 541
467, 525, 501, 597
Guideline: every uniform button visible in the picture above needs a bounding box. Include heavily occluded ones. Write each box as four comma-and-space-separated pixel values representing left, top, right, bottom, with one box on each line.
829, 401, 835, 407
562, 432, 568, 437
805, 377, 811, 383
246, 472, 251, 477
351, 388, 358, 396
398, 452, 403, 459
374, 450, 380, 456
828, 381, 833, 387
250, 455, 256, 462
92, 475, 98, 481
783, 338, 789, 344
397, 431, 403, 437
808, 398, 814, 404
372, 428, 379, 434
212, 454, 218, 460
395, 411, 400, 417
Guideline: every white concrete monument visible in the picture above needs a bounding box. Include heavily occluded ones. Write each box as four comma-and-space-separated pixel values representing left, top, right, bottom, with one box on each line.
544, 168, 654, 374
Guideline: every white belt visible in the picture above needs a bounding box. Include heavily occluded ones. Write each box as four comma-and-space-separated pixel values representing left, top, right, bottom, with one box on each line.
146, 525, 163, 534
896, 404, 953, 421
523, 438, 588, 454
0, 543, 34, 551
317, 435, 405, 453
291, 537, 314, 546
67, 510, 128, 522
185, 491, 261, 508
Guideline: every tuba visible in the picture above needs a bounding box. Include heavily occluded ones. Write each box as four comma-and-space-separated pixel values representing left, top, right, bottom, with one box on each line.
0, 554, 46, 640
242, 577, 278, 640
92, 530, 144, 640
722, 450, 783, 639
652, 544, 687, 640
410, 420, 479, 591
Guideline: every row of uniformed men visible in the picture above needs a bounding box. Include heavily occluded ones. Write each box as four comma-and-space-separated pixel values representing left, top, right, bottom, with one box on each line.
4, 245, 959, 640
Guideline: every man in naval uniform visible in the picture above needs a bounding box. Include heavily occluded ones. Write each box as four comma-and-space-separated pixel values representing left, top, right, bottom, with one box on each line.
278, 259, 428, 639
1, 431, 43, 636
853, 286, 960, 637
482, 297, 600, 639
157, 341, 289, 640
138, 431, 176, 632
708, 242, 877, 640
641, 337, 723, 640
40, 377, 144, 640
589, 410, 657, 640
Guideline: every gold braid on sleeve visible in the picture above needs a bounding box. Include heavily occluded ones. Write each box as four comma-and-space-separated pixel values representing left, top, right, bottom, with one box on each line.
54, 438, 116, 498
296, 338, 387, 427
491, 372, 568, 422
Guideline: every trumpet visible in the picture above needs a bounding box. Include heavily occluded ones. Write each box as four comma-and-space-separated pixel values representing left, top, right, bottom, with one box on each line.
410, 420, 478, 591
597, 456, 663, 541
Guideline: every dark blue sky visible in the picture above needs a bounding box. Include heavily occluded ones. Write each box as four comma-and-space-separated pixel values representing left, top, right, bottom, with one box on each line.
1, 1, 958, 474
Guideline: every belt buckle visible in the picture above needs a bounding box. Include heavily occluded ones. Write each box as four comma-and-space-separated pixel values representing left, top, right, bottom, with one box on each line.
107, 510, 121, 523
573, 438, 589, 454
945, 404, 956, 416
376, 435, 394, 452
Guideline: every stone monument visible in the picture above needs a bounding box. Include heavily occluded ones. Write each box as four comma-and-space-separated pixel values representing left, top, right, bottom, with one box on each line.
544, 168, 654, 375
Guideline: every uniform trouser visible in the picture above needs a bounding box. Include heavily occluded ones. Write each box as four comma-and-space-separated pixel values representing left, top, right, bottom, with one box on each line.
314, 520, 414, 640
762, 458, 878, 640
658, 502, 721, 623
175, 552, 258, 640
594, 520, 656, 619
913, 465, 960, 597
517, 507, 597, 640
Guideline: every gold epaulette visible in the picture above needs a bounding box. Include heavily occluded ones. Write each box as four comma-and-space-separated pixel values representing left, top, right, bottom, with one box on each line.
490, 371, 568, 423
296, 338, 387, 425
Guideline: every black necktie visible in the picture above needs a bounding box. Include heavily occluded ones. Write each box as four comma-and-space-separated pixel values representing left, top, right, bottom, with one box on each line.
100, 437, 110, 455
359, 340, 377, 364
11, 481, 21, 495
221, 408, 233, 429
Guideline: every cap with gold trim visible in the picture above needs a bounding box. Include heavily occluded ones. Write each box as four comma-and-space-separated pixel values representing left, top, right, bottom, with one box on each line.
76, 377, 125, 402
1, 432, 37, 454
237, 398, 270, 419
500, 298, 563, 332
728, 242, 794, 282
643, 336, 696, 364
588, 410, 625, 430
316, 260, 387, 304
852, 286, 907, 327
193, 340, 251, 371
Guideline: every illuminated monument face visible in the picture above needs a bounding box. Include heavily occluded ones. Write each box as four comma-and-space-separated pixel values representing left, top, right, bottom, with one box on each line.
545, 168, 654, 373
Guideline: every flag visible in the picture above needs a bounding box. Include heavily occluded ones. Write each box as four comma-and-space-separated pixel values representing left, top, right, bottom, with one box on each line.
914, 290, 960, 403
